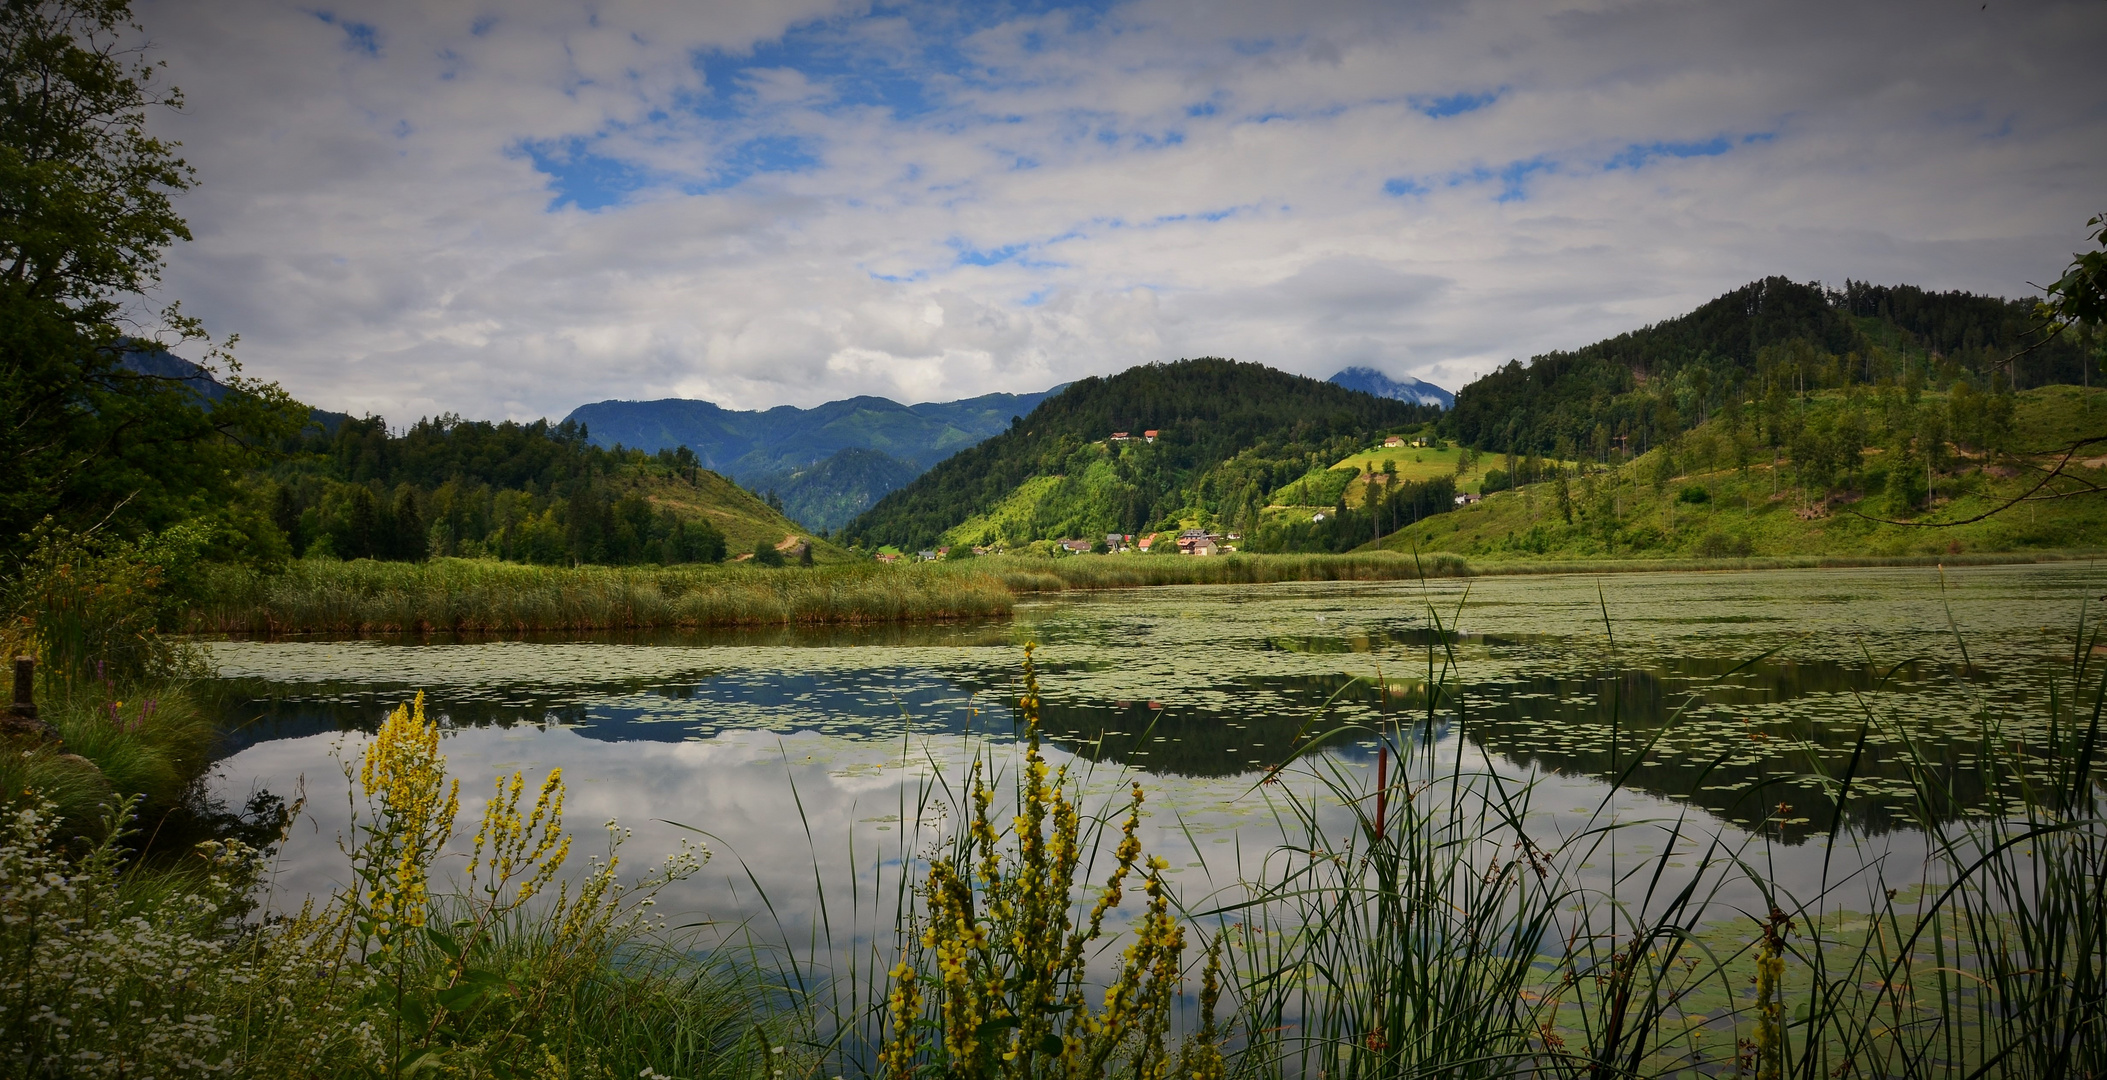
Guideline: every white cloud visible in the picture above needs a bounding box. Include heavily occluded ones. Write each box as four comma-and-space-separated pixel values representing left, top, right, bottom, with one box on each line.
138, 0, 2107, 420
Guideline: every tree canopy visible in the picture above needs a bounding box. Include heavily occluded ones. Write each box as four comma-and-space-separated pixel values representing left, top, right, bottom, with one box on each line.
0, 0, 301, 551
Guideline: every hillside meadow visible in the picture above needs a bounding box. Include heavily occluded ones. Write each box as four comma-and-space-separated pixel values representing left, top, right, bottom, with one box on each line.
1373, 384, 2107, 562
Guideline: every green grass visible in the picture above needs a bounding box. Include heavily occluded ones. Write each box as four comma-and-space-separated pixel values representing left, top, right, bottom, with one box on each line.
1310, 443, 1557, 499
0, 675, 219, 844
186, 556, 1015, 634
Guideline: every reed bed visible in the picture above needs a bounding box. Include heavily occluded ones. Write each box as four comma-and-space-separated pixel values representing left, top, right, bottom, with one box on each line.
187, 557, 1014, 634
1214, 590, 2107, 1079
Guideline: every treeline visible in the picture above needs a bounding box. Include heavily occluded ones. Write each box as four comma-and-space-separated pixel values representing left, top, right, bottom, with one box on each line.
1251, 475, 1456, 553
1448, 277, 2099, 462
261, 416, 728, 565
1470, 379, 2045, 552
844, 358, 1438, 548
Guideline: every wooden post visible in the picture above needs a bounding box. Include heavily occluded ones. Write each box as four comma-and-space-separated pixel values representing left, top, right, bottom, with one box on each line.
10, 656, 32, 722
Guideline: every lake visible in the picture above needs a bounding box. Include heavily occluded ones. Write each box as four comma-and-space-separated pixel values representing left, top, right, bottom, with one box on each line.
203, 562, 2104, 981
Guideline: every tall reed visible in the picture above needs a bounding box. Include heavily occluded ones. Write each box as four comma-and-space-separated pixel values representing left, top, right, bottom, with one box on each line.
1216, 583, 2107, 1079
189, 557, 1014, 634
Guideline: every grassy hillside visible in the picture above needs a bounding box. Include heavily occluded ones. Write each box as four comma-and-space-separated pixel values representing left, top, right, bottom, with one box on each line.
843, 358, 1438, 549
1381, 384, 2107, 561
618, 466, 852, 562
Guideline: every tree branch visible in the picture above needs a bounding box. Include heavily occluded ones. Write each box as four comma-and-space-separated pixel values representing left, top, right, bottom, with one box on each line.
1845, 434, 2107, 528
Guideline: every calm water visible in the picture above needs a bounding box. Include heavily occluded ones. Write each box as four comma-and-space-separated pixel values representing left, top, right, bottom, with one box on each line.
204, 563, 2104, 965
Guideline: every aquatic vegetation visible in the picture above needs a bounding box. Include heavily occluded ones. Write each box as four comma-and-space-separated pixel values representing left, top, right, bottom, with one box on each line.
176, 564, 2107, 1078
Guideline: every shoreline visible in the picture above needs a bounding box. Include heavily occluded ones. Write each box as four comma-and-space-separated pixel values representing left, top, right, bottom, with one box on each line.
184, 548, 2102, 638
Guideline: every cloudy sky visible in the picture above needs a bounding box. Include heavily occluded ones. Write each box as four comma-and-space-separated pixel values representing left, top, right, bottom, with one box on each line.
137, 0, 2106, 422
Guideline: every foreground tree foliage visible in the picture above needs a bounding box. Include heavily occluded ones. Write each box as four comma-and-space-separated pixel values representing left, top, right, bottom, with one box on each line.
0, 0, 303, 554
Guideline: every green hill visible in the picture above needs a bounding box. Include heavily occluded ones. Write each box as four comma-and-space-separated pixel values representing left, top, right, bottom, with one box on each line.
1384, 384, 2107, 561
1449, 277, 2099, 461
840, 358, 1439, 550
260, 414, 845, 566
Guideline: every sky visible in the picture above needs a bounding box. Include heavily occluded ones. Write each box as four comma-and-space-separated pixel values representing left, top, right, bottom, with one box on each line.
137, 0, 2107, 422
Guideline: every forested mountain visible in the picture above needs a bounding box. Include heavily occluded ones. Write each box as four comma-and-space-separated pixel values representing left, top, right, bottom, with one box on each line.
120, 346, 351, 429
1447, 277, 2098, 460
841, 358, 1438, 550
563, 386, 1062, 482
746, 448, 923, 534
1328, 367, 1454, 408
258, 414, 824, 566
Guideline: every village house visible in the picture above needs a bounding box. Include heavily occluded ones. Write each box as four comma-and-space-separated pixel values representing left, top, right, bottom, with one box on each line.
1136, 535, 1154, 551
1059, 538, 1094, 553
1454, 492, 1482, 505
1384, 435, 1405, 448
1142, 429, 1158, 443
875, 552, 900, 563
1110, 431, 1130, 442
1175, 528, 1221, 556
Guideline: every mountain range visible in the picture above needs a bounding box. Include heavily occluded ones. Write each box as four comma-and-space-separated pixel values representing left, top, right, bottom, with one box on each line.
1327, 367, 1455, 408
840, 358, 1440, 550
562, 372, 1448, 532
562, 387, 1064, 531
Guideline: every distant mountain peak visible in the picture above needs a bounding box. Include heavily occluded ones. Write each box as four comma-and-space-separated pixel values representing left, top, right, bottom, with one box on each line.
1328, 367, 1454, 409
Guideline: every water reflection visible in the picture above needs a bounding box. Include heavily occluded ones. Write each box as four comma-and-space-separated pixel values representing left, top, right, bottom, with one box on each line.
206, 565, 2104, 842
198, 565, 2107, 1023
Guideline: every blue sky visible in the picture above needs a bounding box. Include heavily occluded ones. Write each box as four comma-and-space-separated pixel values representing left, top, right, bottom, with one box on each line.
143, 0, 2107, 420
